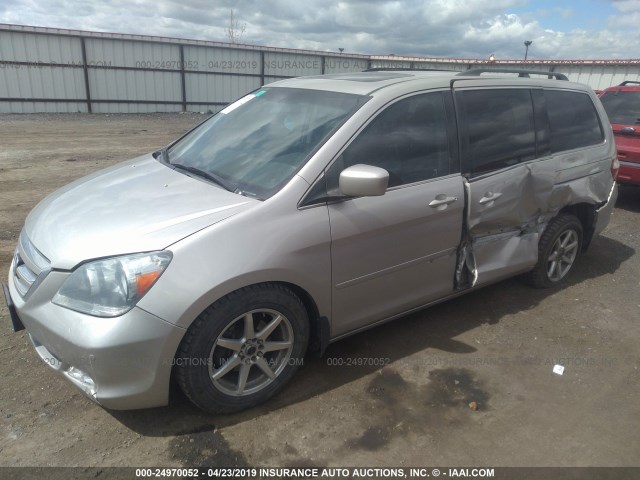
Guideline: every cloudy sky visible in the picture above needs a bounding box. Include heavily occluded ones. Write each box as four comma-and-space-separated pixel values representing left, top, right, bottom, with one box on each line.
1, 0, 639, 60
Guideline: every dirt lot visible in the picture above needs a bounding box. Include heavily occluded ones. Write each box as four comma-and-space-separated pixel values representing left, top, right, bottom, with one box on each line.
0, 114, 639, 470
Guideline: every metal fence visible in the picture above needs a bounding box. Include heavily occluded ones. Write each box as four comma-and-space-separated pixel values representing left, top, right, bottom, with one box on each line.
1, 24, 640, 114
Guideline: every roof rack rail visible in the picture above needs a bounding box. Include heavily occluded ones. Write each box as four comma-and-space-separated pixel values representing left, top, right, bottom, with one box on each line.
363, 67, 459, 73
458, 68, 569, 81
619, 81, 640, 86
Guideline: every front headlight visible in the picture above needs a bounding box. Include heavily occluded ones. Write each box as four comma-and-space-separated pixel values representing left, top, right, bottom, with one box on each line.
52, 251, 172, 317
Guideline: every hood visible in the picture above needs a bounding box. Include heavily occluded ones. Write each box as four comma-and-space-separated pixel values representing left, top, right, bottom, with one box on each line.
25, 154, 256, 269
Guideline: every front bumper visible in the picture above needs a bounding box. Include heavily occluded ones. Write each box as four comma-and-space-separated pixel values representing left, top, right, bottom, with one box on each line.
6, 263, 186, 410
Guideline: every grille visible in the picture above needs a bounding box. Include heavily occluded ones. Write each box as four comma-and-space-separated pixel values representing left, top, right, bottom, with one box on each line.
13, 232, 51, 298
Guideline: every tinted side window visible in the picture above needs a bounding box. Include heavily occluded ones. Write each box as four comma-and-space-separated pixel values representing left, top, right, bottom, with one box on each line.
340, 92, 451, 187
459, 89, 536, 175
544, 90, 603, 153
600, 90, 640, 125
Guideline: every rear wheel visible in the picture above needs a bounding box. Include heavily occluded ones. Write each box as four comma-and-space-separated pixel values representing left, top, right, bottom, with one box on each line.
176, 284, 309, 414
524, 214, 583, 289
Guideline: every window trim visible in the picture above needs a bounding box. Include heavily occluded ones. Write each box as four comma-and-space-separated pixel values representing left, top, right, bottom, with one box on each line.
531, 88, 551, 159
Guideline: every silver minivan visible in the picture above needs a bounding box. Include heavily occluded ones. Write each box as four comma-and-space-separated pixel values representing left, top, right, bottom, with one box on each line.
4, 69, 619, 413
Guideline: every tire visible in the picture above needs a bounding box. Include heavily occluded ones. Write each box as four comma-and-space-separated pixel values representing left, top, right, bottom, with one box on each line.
524, 214, 583, 289
176, 283, 309, 414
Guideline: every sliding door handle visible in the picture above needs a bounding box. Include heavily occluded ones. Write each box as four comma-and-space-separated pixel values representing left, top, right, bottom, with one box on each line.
479, 192, 503, 205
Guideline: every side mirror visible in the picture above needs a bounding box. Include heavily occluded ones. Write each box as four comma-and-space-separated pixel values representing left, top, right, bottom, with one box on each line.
339, 164, 389, 197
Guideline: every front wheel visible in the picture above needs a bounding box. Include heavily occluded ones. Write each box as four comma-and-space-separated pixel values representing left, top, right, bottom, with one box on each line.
524, 214, 583, 289
176, 284, 309, 414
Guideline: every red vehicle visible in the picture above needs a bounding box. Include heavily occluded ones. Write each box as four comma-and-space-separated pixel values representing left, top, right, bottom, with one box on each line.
599, 81, 640, 185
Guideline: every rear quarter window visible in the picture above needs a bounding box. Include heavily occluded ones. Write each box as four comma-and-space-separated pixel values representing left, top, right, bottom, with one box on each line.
544, 90, 603, 153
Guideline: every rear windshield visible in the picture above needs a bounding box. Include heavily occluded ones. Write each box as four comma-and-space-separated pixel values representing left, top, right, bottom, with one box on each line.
167, 87, 366, 199
600, 90, 640, 125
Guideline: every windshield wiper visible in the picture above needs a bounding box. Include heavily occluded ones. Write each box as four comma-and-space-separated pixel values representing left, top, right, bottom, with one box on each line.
171, 163, 237, 193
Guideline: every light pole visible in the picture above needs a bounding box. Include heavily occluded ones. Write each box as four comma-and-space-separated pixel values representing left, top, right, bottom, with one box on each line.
524, 40, 532, 61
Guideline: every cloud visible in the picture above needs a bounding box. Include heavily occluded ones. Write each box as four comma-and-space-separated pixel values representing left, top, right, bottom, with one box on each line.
0, 0, 639, 60
555, 7, 573, 19
609, 0, 640, 13
606, 0, 640, 29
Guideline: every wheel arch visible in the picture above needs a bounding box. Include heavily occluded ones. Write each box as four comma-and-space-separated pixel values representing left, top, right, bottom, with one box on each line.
558, 202, 596, 251
280, 281, 330, 356
170, 280, 329, 371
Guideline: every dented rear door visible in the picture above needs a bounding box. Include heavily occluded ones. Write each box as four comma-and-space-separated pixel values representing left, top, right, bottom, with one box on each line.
454, 86, 546, 287
453, 82, 614, 288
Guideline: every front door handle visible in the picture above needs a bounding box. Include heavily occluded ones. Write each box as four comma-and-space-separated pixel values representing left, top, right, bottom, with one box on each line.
479, 191, 503, 205
429, 195, 458, 209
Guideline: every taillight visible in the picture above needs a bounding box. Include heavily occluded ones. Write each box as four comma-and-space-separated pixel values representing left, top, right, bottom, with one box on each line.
611, 156, 620, 180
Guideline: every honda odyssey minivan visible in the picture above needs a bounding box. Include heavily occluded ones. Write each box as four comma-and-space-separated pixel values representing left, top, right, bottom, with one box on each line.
4, 69, 618, 414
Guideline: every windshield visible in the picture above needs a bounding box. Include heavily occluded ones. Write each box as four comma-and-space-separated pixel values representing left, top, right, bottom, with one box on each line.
166, 87, 366, 199
600, 90, 640, 126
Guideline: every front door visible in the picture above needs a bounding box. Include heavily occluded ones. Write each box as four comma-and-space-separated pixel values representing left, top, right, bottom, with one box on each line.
327, 91, 464, 336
